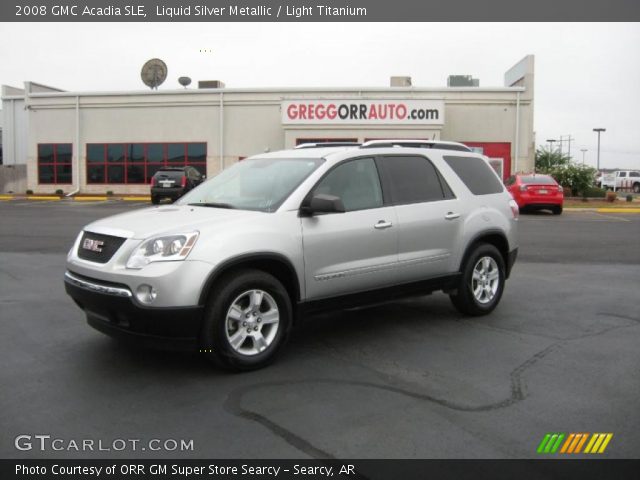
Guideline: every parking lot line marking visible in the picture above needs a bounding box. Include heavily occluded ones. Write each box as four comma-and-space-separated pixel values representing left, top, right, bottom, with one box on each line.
122, 196, 151, 201
74, 196, 108, 201
27, 196, 61, 201
592, 212, 631, 222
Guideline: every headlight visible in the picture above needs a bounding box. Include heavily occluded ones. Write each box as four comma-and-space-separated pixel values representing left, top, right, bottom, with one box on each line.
126, 232, 199, 269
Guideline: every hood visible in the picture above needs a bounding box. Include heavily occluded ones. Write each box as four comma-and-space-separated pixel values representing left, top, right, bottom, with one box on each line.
83, 205, 263, 239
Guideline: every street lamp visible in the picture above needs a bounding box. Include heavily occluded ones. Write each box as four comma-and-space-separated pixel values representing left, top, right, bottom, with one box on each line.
593, 128, 606, 171
580, 149, 587, 165
544, 139, 557, 173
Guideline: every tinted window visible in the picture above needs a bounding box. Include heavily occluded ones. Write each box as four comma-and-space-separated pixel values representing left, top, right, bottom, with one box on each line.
167, 143, 185, 162
313, 158, 383, 212
57, 144, 72, 163
129, 144, 144, 163
630, 172, 640, 177
520, 175, 557, 185
619, 172, 627, 177
443, 155, 504, 195
87, 144, 105, 163
107, 144, 125, 163
147, 144, 164, 163
38, 144, 54, 164
187, 143, 206, 162
382, 155, 446, 204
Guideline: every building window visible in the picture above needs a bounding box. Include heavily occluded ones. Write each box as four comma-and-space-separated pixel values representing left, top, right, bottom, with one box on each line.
38, 143, 72, 184
86, 142, 207, 184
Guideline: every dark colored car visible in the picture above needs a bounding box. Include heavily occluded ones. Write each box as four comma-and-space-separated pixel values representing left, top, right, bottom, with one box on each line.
505, 173, 564, 215
150, 167, 204, 204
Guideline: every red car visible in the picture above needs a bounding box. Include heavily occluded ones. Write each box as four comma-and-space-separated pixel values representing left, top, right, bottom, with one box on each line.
505, 173, 564, 215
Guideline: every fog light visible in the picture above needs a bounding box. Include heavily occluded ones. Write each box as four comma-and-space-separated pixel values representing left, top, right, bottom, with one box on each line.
136, 284, 157, 304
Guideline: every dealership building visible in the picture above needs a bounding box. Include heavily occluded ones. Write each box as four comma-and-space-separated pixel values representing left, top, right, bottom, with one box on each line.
1, 55, 534, 195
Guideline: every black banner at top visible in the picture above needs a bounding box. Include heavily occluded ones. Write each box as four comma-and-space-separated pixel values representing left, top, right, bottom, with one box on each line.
2, 0, 640, 22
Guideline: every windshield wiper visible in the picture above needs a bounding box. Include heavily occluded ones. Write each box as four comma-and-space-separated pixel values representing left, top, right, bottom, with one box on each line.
187, 202, 235, 209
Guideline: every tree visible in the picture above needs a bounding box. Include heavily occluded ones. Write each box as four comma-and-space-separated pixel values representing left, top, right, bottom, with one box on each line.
535, 147, 571, 172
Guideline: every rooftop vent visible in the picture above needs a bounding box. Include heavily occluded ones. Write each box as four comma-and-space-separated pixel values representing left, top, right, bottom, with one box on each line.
390, 76, 412, 87
447, 75, 479, 87
198, 80, 225, 89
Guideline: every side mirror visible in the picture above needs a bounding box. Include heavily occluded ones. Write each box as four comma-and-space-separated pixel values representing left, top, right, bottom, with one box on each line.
302, 194, 346, 215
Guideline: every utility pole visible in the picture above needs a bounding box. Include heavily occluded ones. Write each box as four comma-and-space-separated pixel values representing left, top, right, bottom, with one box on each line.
565, 135, 574, 161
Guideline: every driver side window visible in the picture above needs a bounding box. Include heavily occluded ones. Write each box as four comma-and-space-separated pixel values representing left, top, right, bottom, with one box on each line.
313, 158, 383, 212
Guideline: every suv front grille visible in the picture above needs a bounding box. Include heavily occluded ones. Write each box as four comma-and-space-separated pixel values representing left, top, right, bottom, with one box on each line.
77, 231, 127, 264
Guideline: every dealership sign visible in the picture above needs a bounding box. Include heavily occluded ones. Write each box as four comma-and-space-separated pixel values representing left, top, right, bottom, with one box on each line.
282, 100, 445, 125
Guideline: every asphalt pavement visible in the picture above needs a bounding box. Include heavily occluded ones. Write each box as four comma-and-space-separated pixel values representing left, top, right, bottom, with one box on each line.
1, 200, 639, 459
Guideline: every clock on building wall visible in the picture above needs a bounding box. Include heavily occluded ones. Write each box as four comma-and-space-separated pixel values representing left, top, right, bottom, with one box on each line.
140, 58, 168, 90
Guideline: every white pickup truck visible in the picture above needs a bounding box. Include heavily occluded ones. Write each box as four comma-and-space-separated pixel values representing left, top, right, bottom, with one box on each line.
601, 170, 640, 193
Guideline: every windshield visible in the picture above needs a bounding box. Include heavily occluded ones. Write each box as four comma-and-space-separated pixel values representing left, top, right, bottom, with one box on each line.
177, 157, 324, 212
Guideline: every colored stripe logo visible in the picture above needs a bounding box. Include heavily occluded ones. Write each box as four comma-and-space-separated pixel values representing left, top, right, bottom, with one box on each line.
537, 433, 613, 454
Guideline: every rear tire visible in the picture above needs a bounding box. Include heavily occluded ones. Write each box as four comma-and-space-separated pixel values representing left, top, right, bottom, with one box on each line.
552, 205, 563, 215
151, 195, 160, 205
200, 269, 293, 371
450, 244, 506, 316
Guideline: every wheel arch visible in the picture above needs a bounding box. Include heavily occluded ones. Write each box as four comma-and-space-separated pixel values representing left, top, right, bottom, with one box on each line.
460, 230, 512, 278
198, 253, 301, 307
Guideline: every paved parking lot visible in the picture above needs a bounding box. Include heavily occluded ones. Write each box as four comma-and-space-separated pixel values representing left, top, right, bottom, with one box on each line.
1, 200, 639, 459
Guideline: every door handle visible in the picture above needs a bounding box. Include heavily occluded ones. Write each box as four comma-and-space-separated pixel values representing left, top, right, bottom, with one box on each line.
374, 220, 393, 229
444, 212, 460, 220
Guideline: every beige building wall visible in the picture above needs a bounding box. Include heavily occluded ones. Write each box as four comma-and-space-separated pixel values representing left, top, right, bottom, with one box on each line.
3, 56, 535, 194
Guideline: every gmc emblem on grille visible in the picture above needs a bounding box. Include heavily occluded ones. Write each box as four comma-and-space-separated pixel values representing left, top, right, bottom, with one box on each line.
82, 238, 104, 253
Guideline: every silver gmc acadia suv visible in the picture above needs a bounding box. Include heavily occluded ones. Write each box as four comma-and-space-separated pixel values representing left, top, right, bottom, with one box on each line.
65, 141, 519, 370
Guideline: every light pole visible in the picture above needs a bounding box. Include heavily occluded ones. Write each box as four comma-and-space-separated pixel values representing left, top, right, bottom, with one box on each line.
593, 128, 606, 171
580, 149, 587, 165
545, 139, 557, 173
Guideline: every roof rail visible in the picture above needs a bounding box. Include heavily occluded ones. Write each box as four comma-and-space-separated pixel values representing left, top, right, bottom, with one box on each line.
295, 142, 361, 149
360, 139, 472, 152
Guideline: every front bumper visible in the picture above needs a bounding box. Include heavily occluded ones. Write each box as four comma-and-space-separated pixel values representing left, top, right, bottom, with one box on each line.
64, 271, 202, 351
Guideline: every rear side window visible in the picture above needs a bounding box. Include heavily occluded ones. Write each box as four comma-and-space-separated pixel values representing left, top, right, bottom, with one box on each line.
443, 155, 504, 195
381, 155, 452, 205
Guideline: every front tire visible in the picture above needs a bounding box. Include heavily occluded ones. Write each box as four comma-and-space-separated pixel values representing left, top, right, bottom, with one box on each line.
200, 269, 293, 371
450, 244, 506, 316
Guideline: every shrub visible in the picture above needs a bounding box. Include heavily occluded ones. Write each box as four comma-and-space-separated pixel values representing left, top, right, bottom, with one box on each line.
106, 190, 114, 196
581, 186, 607, 198
55, 189, 64, 195
546, 164, 598, 197
605, 191, 617, 203
626, 194, 633, 203
26, 189, 33, 195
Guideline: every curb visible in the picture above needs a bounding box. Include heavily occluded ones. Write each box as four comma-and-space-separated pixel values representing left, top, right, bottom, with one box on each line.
596, 208, 640, 213
0, 195, 151, 202
564, 207, 640, 213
